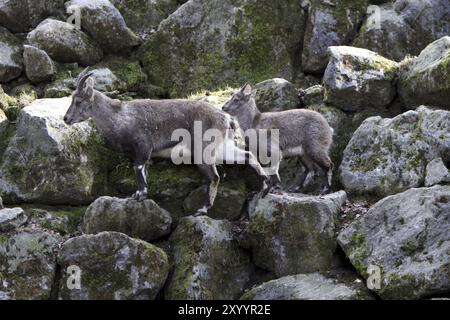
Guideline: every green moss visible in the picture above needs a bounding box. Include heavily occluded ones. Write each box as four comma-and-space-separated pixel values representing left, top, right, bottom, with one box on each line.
342, 54, 398, 79
346, 232, 369, 277
105, 58, 147, 92
167, 219, 204, 299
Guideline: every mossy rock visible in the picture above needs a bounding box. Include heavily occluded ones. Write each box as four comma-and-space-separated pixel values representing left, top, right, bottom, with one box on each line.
165, 216, 250, 300
323, 46, 399, 112
139, 0, 306, 97
26, 206, 86, 236
248, 192, 347, 277
58, 231, 169, 300
302, 0, 369, 73
0, 229, 61, 300
339, 107, 450, 198
398, 36, 450, 110
338, 186, 450, 299
0, 98, 123, 205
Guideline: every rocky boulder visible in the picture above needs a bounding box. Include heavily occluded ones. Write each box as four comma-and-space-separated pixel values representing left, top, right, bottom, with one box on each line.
65, 0, 140, 54
302, 0, 368, 73
83, 197, 172, 242
0, 97, 115, 205
248, 192, 347, 277
0, 27, 23, 83
339, 107, 450, 198
165, 216, 250, 300
338, 185, 450, 299
27, 206, 85, 236
0, 229, 61, 300
0, 0, 65, 33
398, 36, 450, 110
27, 19, 103, 66
58, 231, 169, 300
241, 273, 374, 300
23, 45, 56, 84
89, 68, 122, 93
110, 0, 187, 40
354, 0, 450, 61
139, 0, 306, 97
252, 78, 298, 112
300, 85, 324, 107
323, 46, 398, 111
0, 207, 27, 232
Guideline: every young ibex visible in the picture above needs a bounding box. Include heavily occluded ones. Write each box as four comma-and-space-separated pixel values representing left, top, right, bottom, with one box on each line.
64, 68, 271, 216
222, 84, 334, 193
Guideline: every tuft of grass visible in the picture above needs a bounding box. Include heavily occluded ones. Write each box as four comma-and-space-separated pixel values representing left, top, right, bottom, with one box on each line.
188, 86, 238, 107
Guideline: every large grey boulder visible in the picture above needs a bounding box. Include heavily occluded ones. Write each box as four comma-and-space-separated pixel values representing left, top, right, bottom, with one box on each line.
398, 36, 450, 110
110, 0, 187, 40
139, 0, 306, 97
248, 192, 347, 277
65, 0, 140, 54
0, 0, 65, 33
0, 97, 113, 205
0, 229, 61, 300
0, 207, 27, 232
0, 27, 23, 83
302, 0, 368, 73
27, 19, 103, 66
58, 231, 169, 300
354, 0, 450, 61
323, 46, 398, 111
23, 45, 56, 84
253, 78, 298, 112
339, 107, 450, 198
241, 273, 374, 300
165, 216, 250, 300
83, 196, 172, 242
338, 185, 450, 299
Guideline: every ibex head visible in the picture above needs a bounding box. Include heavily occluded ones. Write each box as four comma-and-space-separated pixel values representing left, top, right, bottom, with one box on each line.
64, 67, 95, 125
222, 83, 253, 115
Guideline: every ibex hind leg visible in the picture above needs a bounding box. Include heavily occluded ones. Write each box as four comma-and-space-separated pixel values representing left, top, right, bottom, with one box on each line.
194, 164, 220, 217
311, 151, 333, 194
297, 154, 316, 192
231, 146, 271, 198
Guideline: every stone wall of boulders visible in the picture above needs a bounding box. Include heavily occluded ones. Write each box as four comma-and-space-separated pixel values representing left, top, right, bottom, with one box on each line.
0, 0, 449, 300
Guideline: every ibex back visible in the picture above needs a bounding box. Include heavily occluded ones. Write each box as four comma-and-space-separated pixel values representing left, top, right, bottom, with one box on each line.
223, 84, 334, 193
64, 68, 271, 216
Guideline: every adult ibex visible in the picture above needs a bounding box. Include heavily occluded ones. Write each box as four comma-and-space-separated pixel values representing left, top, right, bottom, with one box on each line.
223, 84, 334, 193
64, 68, 271, 216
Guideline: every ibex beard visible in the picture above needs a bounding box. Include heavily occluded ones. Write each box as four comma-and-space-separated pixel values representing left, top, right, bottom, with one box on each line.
63, 68, 272, 216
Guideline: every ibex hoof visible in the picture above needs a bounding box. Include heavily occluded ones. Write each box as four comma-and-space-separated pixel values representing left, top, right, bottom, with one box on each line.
261, 181, 271, 198
131, 190, 148, 202
194, 207, 208, 217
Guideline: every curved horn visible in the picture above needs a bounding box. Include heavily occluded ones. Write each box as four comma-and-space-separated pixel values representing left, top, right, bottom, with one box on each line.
76, 67, 93, 88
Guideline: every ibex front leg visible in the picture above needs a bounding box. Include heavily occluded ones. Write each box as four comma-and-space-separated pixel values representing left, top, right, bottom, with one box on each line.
132, 154, 149, 202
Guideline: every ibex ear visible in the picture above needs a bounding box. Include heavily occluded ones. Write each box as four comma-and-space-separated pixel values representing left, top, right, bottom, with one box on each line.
241, 83, 252, 96
82, 77, 95, 100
